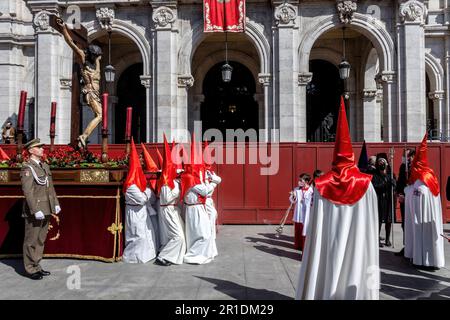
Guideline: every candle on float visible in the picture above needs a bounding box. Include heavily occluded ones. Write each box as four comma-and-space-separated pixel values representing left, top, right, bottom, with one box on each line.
102, 93, 109, 131
50, 102, 57, 135
125, 106, 132, 139
17, 91, 27, 130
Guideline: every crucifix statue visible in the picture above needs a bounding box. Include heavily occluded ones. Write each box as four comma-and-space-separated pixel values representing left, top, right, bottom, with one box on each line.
54, 17, 103, 149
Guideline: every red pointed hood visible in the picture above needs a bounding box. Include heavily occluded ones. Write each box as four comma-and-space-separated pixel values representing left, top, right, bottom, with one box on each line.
141, 143, 158, 192
156, 148, 164, 170
204, 140, 213, 171
141, 143, 158, 172
157, 134, 177, 194
408, 133, 440, 196
123, 138, 147, 193
315, 97, 372, 205
181, 133, 205, 200
172, 139, 183, 172
0, 147, 10, 161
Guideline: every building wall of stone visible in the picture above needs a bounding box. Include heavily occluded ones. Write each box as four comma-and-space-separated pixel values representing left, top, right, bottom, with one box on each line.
1, 0, 448, 143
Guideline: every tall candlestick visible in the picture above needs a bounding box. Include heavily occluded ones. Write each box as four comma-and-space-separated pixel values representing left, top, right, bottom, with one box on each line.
125, 106, 132, 139
50, 102, 57, 135
102, 93, 109, 131
17, 91, 27, 130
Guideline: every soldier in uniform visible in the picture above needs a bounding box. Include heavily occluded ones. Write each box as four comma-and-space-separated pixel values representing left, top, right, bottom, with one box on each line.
20, 138, 61, 280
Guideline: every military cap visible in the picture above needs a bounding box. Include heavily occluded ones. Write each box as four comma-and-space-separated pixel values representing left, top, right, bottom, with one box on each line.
24, 138, 44, 150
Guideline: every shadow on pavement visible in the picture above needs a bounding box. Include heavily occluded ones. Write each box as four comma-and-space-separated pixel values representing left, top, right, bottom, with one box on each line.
0, 258, 25, 276
257, 232, 294, 243
196, 276, 294, 300
245, 236, 295, 250
251, 245, 301, 261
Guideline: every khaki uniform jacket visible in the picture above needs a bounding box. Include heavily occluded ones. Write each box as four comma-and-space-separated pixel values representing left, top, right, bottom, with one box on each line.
20, 160, 59, 218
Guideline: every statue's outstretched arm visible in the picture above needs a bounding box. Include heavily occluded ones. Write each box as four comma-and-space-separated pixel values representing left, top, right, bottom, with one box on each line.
57, 19, 85, 64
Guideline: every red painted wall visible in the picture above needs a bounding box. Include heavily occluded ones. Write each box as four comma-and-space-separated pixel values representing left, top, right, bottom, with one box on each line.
2, 142, 449, 224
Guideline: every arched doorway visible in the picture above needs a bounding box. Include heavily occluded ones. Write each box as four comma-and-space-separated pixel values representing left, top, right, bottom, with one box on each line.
116, 63, 146, 143
201, 61, 259, 138
306, 59, 344, 142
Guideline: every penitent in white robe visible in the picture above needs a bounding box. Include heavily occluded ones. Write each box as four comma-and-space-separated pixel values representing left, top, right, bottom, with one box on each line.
404, 180, 445, 268
157, 180, 186, 265
123, 185, 158, 263
205, 172, 222, 259
183, 183, 215, 264
290, 187, 314, 236
296, 184, 379, 300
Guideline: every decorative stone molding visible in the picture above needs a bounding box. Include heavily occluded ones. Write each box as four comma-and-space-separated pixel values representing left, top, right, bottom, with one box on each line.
152, 6, 176, 29
363, 89, 377, 100
336, 1, 357, 24
298, 72, 313, 86
375, 71, 396, 84
258, 73, 272, 86
428, 91, 445, 100
376, 89, 383, 102
33, 10, 52, 31
399, 0, 427, 24
274, 3, 297, 26
96, 7, 115, 30
60, 78, 72, 90
140, 75, 152, 88
178, 74, 194, 88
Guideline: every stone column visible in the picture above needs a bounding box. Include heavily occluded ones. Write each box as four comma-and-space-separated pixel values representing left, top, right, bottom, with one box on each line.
362, 89, 380, 142
176, 74, 193, 142
444, 36, 450, 141
258, 73, 272, 142
273, 1, 300, 142
33, 9, 72, 144
428, 91, 445, 139
376, 71, 397, 142
297, 72, 312, 141
188, 94, 204, 134
151, 3, 178, 142
398, 0, 427, 142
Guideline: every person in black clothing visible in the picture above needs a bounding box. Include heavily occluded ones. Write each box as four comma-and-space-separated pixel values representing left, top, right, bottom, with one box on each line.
372, 157, 396, 247
395, 148, 415, 256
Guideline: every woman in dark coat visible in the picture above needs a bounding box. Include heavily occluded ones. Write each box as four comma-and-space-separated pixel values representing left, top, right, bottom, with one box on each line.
371, 157, 396, 247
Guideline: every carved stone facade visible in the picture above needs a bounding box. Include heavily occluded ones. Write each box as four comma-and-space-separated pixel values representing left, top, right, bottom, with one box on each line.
1, 0, 449, 143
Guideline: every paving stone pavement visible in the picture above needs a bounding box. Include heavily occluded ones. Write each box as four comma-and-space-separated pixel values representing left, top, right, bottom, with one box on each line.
0, 224, 449, 300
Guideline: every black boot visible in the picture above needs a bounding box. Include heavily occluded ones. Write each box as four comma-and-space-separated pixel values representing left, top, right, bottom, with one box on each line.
385, 222, 392, 247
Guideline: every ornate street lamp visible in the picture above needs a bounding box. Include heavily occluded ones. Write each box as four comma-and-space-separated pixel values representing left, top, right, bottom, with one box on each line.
338, 27, 351, 80
221, 15, 232, 82
104, 31, 116, 83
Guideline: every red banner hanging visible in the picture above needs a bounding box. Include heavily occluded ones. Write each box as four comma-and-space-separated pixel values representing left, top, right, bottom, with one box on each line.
204, 0, 245, 32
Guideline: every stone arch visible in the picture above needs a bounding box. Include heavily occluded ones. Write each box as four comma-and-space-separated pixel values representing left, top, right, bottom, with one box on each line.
192, 50, 261, 95
309, 47, 343, 67
364, 47, 379, 88
178, 19, 271, 76
298, 13, 395, 73
425, 52, 444, 93
85, 19, 151, 75
113, 52, 143, 91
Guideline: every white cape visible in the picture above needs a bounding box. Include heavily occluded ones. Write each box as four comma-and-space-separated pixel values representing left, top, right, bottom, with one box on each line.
122, 185, 157, 263
158, 181, 186, 265
404, 180, 445, 268
296, 184, 379, 300
205, 172, 221, 259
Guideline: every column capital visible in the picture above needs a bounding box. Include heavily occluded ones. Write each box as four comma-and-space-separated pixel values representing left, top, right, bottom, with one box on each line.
140, 75, 152, 88
376, 71, 396, 84
178, 74, 194, 88
363, 89, 378, 101
60, 78, 72, 90
152, 5, 177, 30
33, 10, 60, 32
336, 0, 357, 25
273, 2, 297, 28
399, 0, 427, 25
428, 91, 445, 100
95, 5, 115, 31
258, 73, 272, 86
298, 72, 313, 86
